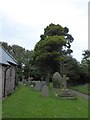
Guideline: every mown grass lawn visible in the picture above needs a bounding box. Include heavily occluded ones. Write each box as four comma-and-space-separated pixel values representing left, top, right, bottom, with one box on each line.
2, 84, 88, 118
70, 83, 90, 95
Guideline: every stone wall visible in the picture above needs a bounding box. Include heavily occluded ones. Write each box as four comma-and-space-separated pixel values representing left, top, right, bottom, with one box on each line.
1, 64, 16, 98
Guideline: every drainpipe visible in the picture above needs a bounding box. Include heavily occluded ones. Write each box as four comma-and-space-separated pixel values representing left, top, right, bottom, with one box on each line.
3, 65, 11, 98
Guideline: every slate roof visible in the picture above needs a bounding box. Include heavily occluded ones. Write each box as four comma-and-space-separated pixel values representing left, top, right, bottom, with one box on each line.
0, 45, 17, 66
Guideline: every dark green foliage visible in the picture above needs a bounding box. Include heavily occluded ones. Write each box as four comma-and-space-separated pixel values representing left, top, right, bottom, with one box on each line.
0, 42, 34, 81
82, 50, 90, 60
41, 23, 74, 53
60, 56, 81, 85
34, 23, 74, 75
34, 36, 66, 74
1, 23, 89, 85
79, 50, 90, 83
44, 23, 64, 36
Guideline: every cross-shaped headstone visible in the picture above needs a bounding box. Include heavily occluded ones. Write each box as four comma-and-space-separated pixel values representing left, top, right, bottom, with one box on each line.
62, 75, 69, 89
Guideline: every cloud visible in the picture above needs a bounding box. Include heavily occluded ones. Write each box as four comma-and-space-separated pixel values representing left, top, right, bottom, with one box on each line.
0, 0, 88, 61
0, 13, 42, 50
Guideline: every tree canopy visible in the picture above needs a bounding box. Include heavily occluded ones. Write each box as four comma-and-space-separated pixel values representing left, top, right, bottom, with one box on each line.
0, 42, 34, 81
34, 23, 74, 75
1, 24, 89, 85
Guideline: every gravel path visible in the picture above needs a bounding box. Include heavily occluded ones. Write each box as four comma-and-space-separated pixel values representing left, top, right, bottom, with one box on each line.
69, 89, 90, 100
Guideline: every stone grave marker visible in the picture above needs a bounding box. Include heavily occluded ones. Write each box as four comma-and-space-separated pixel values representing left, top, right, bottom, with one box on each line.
52, 72, 62, 96
62, 75, 69, 90
42, 86, 49, 97
59, 75, 76, 99
52, 72, 62, 88
41, 81, 47, 89
34, 81, 41, 91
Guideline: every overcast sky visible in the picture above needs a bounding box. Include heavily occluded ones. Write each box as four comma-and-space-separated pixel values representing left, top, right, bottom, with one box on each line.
0, 0, 88, 62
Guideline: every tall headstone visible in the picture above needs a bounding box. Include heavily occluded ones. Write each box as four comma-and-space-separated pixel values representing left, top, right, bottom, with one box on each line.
60, 75, 71, 97
52, 72, 62, 88
52, 72, 62, 96
42, 86, 49, 97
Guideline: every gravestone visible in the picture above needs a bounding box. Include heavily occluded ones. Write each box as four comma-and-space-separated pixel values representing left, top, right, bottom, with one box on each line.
59, 75, 76, 99
34, 81, 41, 91
41, 81, 47, 89
62, 75, 69, 90
52, 72, 62, 88
52, 72, 62, 96
42, 86, 49, 97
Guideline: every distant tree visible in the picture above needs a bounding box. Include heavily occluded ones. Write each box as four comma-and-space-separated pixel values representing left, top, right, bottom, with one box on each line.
1, 42, 34, 81
80, 50, 90, 83
61, 56, 80, 85
23, 50, 34, 79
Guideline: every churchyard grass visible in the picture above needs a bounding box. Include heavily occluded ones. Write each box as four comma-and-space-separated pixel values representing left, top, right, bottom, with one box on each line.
0, 100, 2, 119
2, 84, 88, 118
70, 83, 90, 95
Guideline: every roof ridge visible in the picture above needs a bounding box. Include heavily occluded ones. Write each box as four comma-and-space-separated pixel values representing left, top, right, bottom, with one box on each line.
0, 44, 18, 65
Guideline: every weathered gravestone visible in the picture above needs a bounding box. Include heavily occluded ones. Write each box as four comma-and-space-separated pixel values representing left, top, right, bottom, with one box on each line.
34, 81, 41, 91
53, 72, 62, 88
41, 81, 47, 89
60, 75, 70, 97
42, 86, 49, 97
59, 75, 77, 99
52, 72, 62, 96
62, 75, 69, 90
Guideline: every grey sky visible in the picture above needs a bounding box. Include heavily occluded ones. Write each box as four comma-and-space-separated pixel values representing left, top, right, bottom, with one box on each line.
0, 0, 88, 62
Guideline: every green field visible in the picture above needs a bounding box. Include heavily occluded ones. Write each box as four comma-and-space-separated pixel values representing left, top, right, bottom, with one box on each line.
70, 83, 90, 95
2, 84, 88, 118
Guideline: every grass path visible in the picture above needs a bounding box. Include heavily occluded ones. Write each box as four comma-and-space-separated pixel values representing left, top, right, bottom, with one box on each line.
70, 84, 89, 95
2, 85, 88, 118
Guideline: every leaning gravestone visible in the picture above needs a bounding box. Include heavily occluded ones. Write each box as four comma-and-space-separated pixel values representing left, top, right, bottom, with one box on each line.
42, 86, 49, 97
34, 81, 41, 91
